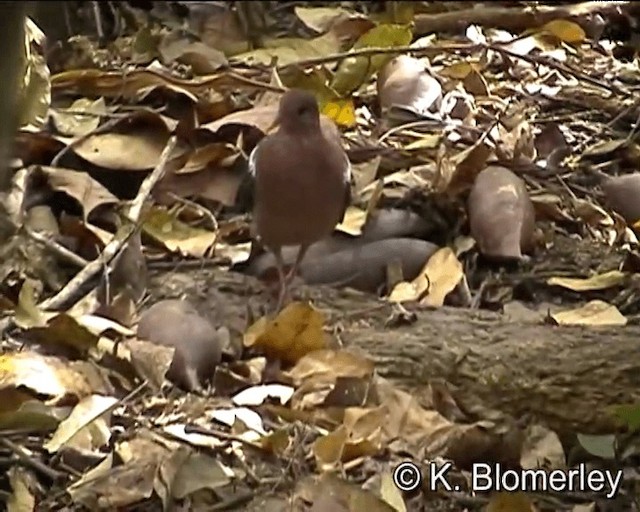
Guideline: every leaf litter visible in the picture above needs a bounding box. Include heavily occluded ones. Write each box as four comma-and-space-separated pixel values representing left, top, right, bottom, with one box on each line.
2, 2, 640, 511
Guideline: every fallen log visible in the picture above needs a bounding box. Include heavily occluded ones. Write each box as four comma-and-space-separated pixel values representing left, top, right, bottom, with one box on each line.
149, 266, 638, 439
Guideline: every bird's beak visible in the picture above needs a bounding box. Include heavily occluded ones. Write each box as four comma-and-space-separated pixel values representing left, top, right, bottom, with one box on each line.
266, 115, 281, 134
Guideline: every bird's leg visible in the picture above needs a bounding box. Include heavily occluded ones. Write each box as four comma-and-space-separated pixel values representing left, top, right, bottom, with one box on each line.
284, 244, 309, 300
271, 246, 289, 312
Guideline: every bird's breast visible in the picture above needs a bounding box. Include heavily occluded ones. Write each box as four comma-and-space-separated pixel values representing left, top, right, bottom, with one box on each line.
253, 135, 348, 247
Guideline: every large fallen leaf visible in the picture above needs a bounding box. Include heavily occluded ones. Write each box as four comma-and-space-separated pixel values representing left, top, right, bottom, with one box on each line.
21, 313, 100, 353
308, 474, 396, 512
547, 271, 627, 292
295, 6, 353, 33
313, 409, 383, 470
158, 32, 228, 74
38, 165, 118, 220
0, 351, 92, 412
537, 19, 586, 44
287, 349, 375, 410
520, 424, 565, 470
232, 32, 341, 67
156, 166, 243, 207
157, 448, 234, 503
388, 247, 463, 306
142, 206, 217, 258
70, 111, 173, 171
50, 97, 106, 137
45, 394, 118, 453
550, 300, 627, 327
287, 349, 374, 386
243, 302, 328, 364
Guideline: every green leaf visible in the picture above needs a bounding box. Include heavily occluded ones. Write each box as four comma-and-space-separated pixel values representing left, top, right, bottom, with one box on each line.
610, 403, 640, 432
331, 24, 412, 96
577, 433, 616, 459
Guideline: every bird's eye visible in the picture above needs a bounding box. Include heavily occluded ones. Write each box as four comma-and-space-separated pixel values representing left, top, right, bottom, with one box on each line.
298, 106, 306, 115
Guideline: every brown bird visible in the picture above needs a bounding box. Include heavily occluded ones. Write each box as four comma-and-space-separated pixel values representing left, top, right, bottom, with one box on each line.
249, 89, 351, 311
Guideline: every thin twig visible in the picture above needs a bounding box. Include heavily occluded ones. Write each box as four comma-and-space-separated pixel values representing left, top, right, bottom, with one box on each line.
39, 136, 177, 311
1, 437, 65, 481
273, 43, 479, 70
24, 227, 88, 268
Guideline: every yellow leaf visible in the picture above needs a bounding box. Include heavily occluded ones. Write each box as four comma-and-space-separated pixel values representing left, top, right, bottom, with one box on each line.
540, 19, 585, 44
486, 491, 535, 512
546, 271, 626, 292
405, 133, 441, 150
335, 206, 367, 235
550, 300, 627, 327
321, 97, 356, 128
243, 302, 327, 364
142, 206, 216, 258
388, 247, 463, 307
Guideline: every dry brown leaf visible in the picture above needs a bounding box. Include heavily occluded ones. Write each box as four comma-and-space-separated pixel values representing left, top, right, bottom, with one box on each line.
157, 166, 243, 208
571, 504, 596, 512
233, 32, 341, 67
442, 141, 493, 195
295, 6, 354, 33
39, 166, 118, 220
287, 349, 374, 387
243, 302, 328, 365
142, 207, 216, 258
187, 5, 250, 56
309, 474, 396, 512
313, 407, 383, 469
50, 98, 106, 137
71, 114, 172, 171
0, 351, 92, 411
44, 394, 118, 453
158, 31, 228, 74
287, 350, 374, 410
174, 142, 238, 175
335, 206, 367, 236
550, 300, 627, 327
520, 424, 565, 470
547, 271, 627, 292
351, 156, 381, 193
388, 247, 462, 306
